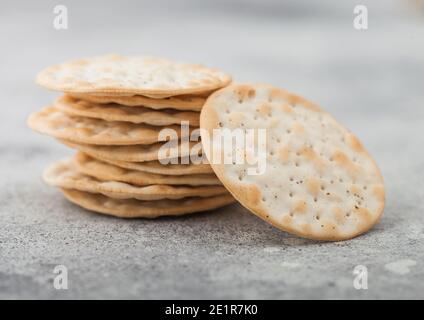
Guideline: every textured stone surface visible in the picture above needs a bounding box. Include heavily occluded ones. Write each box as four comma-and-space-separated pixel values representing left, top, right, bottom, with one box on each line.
0, 0, 423, 299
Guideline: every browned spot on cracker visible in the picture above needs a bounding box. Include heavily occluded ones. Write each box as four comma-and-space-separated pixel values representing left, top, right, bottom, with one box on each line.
319, 220, 339, 237
301, 100, 321, 112
293, 200, 307, 214
350, 184, 361, 195
300, 147, 325, 171
244, 184, 262, 207
332, 207, 346, 225
278, 146, 290, 163
373, 185, 385, 202
292, 123, 305, 134
300, 223, 312, 235
235, 85, 256, 103
282, 214, 292, 225
346, 133, 365, 153
258, 103, 272, 117
355, 207, 372, 227
280, 103, 293, 113
269, 88, 287, 101
306, 178, 320, 196
332, 150, 358, 178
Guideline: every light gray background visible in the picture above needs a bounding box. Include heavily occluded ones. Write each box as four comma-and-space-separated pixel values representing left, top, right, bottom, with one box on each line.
1, 0, 423, 299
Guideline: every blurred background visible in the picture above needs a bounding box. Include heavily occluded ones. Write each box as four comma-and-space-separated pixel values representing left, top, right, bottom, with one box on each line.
0, 0, 423, 299
1, 0, 423, 159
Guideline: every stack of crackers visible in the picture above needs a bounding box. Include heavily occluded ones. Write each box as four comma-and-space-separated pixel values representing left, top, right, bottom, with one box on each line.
28, 55, 235, 218
29, 55, 386, 241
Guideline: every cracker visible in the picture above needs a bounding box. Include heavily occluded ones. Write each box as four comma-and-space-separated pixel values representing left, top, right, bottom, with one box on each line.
36, 54, 231, 97
43, 159, 228, 201
28, 106, 196, 145
74, 152, 221, 186
60, 139, 203, 162
61, 188, 235, 218
70, 93, 205, 112
200, 83, 385, 241
55, 95, 200, 126
97, 156, 214, 175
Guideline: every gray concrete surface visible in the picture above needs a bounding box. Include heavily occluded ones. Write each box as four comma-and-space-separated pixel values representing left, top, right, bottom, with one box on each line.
0, 0, 423, 299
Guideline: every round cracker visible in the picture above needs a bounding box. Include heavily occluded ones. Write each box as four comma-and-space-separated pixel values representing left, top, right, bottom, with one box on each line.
200, 83, 385, 241
70, 93, 205, 112
60, 139, 204, 163
55, 95, 200, 126
96, 156, 214, 176
61, 188, 235, 218
28, 106, 197, 146
36, 55, 231, 97
44, 159, 227, 201
74, 152, 221, 186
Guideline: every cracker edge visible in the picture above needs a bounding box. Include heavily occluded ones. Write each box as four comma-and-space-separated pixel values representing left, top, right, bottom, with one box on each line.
60, 188, 236, 218
35, 57, 232, 96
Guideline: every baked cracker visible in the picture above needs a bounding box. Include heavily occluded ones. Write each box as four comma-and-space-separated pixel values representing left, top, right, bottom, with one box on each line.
55, 95, 200, 126
74, 152, 221, 186
36, 54, 231, 97
200, 83, 385, 241
44, 159, 228, 201
61, 188, 235, 218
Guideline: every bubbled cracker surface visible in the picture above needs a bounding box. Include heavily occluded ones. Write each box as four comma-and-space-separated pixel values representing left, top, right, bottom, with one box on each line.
74, 153, 221, 186
55, 95, 200, 126
43, 159, 228, 201
61, 188, 235, 218
36, 55, 231, 97
70, 93, 206, 111
200, 84, 385, 241
28, 106, 196, 145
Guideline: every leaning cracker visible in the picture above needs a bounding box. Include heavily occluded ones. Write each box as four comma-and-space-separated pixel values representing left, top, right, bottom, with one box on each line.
36, 54, 231, 97
74, 153, 221, 186
28, 106, 196, 145
60, 139, 204, 163
55, 95, 200, 126
61, 188, 235, 218
200, 83, 385, 241
43, 159, 228, 201
70, 93, 205, 112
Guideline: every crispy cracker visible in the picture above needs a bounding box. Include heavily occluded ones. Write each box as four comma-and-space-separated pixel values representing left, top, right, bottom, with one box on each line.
55, 95, 200, 126
96, 156, 213, 175
93, 156, 213, 175
60, 139, 203, 162
28, 106, 196, 145
74, 153, 221, 186
61, 188, 235, 218
36, 54, 231, 97
70, 93, 205, 112
44, 159, 227, 201
200, 83, 385, 241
